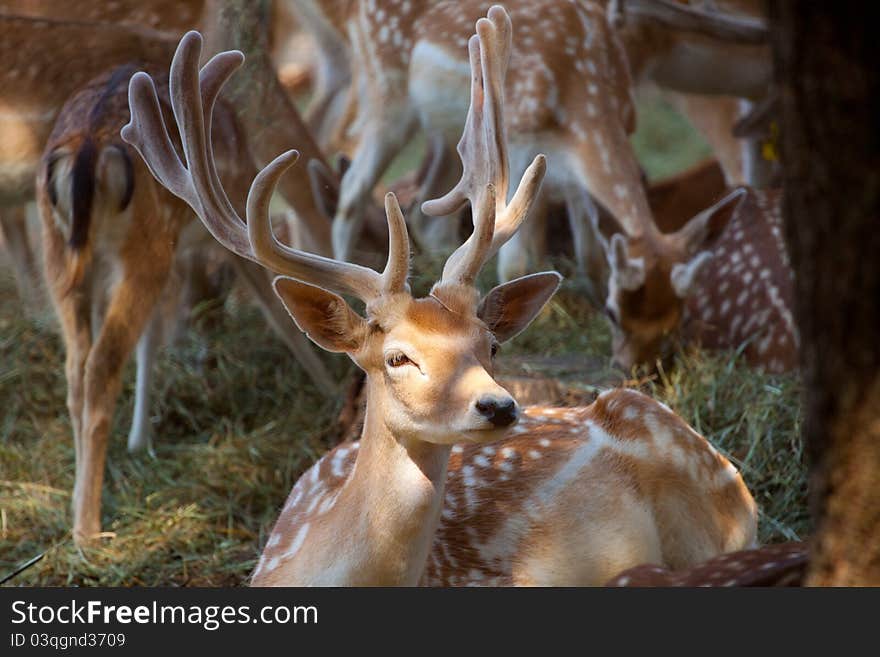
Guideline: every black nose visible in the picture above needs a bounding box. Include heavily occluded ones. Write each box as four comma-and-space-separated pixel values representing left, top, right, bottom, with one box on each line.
475, 396, 518, 427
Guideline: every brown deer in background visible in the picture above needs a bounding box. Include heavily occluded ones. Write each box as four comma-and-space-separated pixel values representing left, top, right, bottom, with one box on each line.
38, 63, 335, 544
0, 13, 179, 305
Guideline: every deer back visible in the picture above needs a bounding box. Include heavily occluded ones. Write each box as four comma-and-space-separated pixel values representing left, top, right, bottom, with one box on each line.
684, 188, 797, 372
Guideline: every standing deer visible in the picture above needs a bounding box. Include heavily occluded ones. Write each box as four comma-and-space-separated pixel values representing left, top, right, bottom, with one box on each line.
38, 63, 336, 544
615, 0, 775, 189
0, 13, 179, 305
291, 0, 774, 304
123, 15, 757, 586
613, 0, 770, 99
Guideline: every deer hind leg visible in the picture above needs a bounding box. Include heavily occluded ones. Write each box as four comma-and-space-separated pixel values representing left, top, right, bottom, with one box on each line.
73, 251, 171, 543
0, 204, 41, 306
332, 101, 418, 259
229, 256, 337, 395
52, 288, 93, 489
126, 307, 163, 455
40, 208, 92, 492
514, 482, 663, 586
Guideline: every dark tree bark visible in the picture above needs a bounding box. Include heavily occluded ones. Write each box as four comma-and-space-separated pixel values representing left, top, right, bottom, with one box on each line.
200, 0, 333, 255
770, 2, 880, 585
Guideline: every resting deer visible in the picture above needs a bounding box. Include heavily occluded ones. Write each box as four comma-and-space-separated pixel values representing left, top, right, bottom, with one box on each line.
38, 63, 336, 544
122, 15, 757, 586
606, 540, 808, 586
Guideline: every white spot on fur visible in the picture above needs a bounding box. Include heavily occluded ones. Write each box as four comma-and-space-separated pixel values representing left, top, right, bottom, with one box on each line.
285, 523, 310, 558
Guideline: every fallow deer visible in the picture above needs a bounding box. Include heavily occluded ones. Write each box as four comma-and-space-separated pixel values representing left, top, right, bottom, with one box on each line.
294, 0, 644, 285
612, 0, 770, 99
292, 0, 774, 304
646, 157, 727, 232
0, 12, 179, 305
122, 16, 757, 586
38, 63, 336, 544
606, 540, 808, 586
614, 0, 775, 188
599, 185, 797, 372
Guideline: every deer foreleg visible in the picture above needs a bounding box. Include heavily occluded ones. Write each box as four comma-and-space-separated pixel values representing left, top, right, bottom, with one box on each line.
332, 104, 418, 260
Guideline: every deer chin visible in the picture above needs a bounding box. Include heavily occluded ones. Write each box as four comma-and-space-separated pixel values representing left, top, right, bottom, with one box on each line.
407, 421, 515, 446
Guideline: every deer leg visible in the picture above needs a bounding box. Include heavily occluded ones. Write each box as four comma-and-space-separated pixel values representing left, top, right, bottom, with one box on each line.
565, 188, 607, 307
52, 291, 93, 490
126, 308, 163, 455
497, 204, 548, 283
41, 212, 92, 497
333, 105, 418, 260
306, 73, 352, 151
406, 137, 463, 255
73, 257, 169, 543
229, 256, 337, 395
0, 205, 41, 305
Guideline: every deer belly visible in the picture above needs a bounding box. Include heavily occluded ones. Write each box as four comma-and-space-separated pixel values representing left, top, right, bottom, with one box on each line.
409, 41, 471, 143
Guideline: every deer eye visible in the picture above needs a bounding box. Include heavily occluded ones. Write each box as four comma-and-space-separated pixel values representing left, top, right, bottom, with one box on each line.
386, 352, 414, 368
490, 342, 499, 359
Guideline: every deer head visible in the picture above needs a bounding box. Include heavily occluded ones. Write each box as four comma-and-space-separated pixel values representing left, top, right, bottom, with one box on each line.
121, 15, 556, 444
598, 187, 747, 369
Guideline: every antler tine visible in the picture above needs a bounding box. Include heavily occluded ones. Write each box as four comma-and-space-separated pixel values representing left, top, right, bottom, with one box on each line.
420, 34, 488, 220
479, 7, 546, 260
423, 6, 547, 286
123, 31, 385, 302
439, 183, 497, 285
381, 193, 411, 294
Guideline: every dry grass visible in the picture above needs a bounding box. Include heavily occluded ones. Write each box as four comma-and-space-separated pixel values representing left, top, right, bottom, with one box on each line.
0, 269, 808, 586
0, 97, 807, 586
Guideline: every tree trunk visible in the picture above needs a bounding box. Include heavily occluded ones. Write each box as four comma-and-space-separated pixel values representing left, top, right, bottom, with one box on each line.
200, 0, 332, 255
770, 2, 880, 585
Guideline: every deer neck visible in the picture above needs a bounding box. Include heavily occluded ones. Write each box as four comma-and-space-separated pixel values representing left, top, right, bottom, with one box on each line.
295, 378, 451, 586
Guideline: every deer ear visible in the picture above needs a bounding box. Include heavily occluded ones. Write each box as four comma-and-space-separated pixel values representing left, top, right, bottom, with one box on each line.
606, 233, 646, 291
671, 251, 713, 298
674, 187, 747, 254
272, 276, 367, 353
478, 272, 562, 343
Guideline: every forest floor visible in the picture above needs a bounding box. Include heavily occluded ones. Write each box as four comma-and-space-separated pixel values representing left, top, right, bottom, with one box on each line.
0, 96, 809, 586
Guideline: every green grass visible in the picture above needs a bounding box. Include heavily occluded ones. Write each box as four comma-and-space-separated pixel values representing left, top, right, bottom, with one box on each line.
0, 99, 807, 586
632, 95, 713, 180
